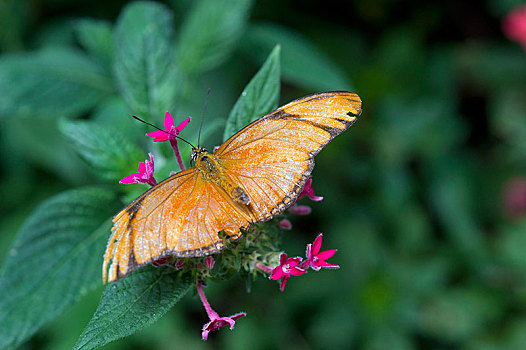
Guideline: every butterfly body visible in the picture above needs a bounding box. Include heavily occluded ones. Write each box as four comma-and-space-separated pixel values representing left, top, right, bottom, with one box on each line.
193, 147, 251, 205
103, 91, 362, 283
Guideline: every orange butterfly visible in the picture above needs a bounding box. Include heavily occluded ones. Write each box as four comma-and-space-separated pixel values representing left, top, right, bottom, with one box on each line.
103, 91, 362, 283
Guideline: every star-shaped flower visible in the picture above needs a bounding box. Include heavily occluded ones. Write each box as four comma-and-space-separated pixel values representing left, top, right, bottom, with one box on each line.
146, 112, 190, 142
300, 233, 339, 271
196, 281, 246, 340
270, 253, 306, 291
298, 176, 324, 201
146, 112, 190, 171
202, 312, 247, 341
120, 153, 157, 187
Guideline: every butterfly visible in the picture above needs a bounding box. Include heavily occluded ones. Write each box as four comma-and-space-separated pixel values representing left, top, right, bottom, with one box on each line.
103, 91, 362, 283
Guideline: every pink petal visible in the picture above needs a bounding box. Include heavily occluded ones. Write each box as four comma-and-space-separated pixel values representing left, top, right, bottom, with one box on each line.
305, 243, 312, 260
316, 261, 340, 269
164, 112, 175, 130
298, 258, 311, 270
175, 116, 191, 133
280, 274, 290, 291
146, 129, 170, 142
310, 264, 322, 271
290, 267, 307, 276
308, 193, 324, 201
312, 234, 323, 255
230, 312, 247, 321
279, 253, 287, 265
317, 249, 337, 261
137, 161, 146, 175
270, 266, 283, 280
145, 153, 155, 176
298, 178, 313, 200
286, 257, 303, 268
119, 173, 139, 184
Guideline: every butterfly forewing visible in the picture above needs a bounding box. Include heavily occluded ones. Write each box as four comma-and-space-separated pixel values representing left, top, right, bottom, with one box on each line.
215, 91, 362, 221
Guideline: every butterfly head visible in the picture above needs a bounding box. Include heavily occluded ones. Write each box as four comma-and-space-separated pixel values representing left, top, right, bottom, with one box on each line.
191, 147, 208, 162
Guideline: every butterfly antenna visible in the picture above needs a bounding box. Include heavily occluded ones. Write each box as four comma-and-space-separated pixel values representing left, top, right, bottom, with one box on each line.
197, 88, 211, 148
132, 115, 195, 148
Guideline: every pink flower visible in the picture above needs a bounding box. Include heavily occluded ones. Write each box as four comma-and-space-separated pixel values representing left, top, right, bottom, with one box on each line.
120, 153, 157, 187
197, 281, 246, 340
298, 177, 324, 201
204, 257, 215, 269
300, 234, 339, 271
151, 256, 172, 266
146, 112, 190, 171
503, 5, 526, 49
270, 253, 306, 291
202, 312, 246, 341
279, 219, 292, 230
174, 259, 185, 270
146, 112, 191, 142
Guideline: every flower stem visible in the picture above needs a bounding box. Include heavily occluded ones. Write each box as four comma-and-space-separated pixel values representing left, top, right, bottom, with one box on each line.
196, 281, 219, 319
255, 262, 273, 274
170, 139, 186, 171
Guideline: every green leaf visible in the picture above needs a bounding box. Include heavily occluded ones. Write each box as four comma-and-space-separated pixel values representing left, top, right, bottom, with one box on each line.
240, 24, 352, 91
74, 267, 192, 350
0, 187, 119, 349
3, 117, 91, 183
75, 19, 113, 71
0, 47, 113, 119
177, 0, 252, 74
223, 45, 280, 141
113, 2, 180, 119
59, 119, 145, 182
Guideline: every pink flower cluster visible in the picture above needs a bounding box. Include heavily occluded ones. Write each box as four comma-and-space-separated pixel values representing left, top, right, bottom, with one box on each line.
120, 112, 190, 186
259, 233, 339, 291
120, 153, 157, 186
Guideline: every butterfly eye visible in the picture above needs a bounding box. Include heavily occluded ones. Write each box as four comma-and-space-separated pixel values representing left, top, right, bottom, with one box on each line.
191, 150, 198, 162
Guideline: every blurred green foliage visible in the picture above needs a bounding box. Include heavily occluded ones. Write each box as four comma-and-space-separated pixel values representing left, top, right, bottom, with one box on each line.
0, 0, 526, 349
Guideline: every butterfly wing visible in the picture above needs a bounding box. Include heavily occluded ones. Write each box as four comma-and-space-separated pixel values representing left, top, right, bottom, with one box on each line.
215, 91, 362, 222
104, 91, 361, 283
103, 168, 252, 283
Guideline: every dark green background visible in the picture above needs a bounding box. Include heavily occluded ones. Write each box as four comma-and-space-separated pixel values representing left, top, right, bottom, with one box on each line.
1, 0, 526, 349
